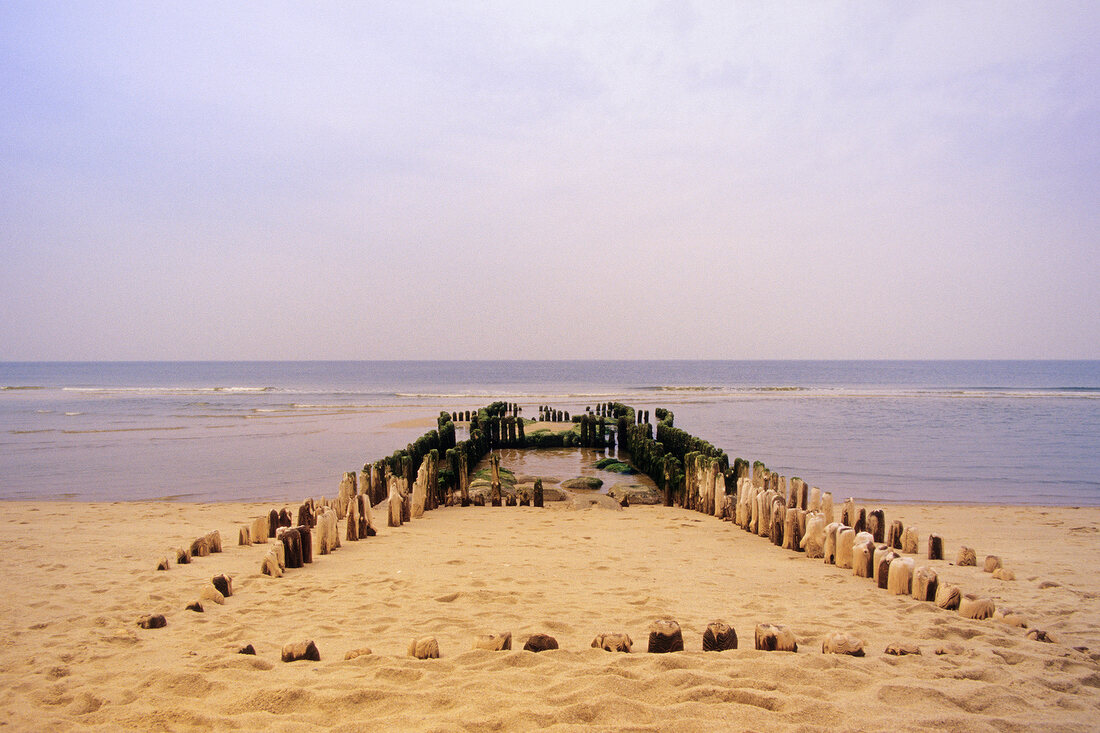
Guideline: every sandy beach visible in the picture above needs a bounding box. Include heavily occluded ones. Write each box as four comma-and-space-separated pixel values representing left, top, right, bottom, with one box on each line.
2, 497, 1099, 731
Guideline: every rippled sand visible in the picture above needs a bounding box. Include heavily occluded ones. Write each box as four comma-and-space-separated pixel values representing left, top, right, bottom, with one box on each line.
2, 500, 1099, 731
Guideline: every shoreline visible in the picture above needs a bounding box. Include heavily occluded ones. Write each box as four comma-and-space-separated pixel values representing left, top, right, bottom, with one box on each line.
6, 494, 1100, 508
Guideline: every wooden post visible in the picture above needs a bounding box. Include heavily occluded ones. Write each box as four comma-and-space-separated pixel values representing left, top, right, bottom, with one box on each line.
490, 453, 502, 507
459, 451, 470, 507
371, 462, 384, 505
401, 455, 413, 523
868, 509, 885, 543
647, 620, 683, 653
346, 495, 359, 541
388, 475, 403, 527
928, 534, 943, 560
887, 520, 904, 549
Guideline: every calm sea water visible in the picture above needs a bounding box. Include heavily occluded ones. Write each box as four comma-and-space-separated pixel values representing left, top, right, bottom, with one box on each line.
1, 361, 1097, 504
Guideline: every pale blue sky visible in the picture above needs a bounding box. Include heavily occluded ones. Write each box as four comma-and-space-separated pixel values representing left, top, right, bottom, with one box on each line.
2, 1, 1097, 359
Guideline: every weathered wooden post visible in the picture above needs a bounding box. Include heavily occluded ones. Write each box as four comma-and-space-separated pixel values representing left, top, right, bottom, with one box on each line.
663, 456, 674, 507
358, 494, 374, 537
346, 494, 359, 541
456, 450, 468, 506
400, 454, 413, 522
787, 477, 801, 509
490, 453, 502, 507
427, 449, 440, 510
371, 461, 385, 505
411, 459, 429, 519
533, 478, 543, 507
388, 475, 403, 527
886, 520, 903, 550
928, 534, 943, 560
868, 509, 885, 543
337, 471, 356, 520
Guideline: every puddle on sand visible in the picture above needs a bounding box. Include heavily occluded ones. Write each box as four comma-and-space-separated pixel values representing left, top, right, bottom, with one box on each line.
472, 447, 659, 494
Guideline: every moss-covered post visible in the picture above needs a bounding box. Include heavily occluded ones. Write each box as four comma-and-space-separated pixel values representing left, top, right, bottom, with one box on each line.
401, 454, 413, 523
367, 461, 378, 505
533, 477, 543, 507
459, 450, 470, 506
427, 449, 440, 510
662, 455, 672, 507
490, 453, 502, 507
517, 418, 526, 447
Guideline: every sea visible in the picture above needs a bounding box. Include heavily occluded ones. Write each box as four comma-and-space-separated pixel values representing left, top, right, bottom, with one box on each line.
0, 361, 1097, 505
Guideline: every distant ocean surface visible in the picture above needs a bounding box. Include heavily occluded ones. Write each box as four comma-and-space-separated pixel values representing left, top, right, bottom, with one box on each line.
1, 361, 1097, 505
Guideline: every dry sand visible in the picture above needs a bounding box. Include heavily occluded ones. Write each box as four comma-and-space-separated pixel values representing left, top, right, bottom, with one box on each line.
2, 500, 1099, 731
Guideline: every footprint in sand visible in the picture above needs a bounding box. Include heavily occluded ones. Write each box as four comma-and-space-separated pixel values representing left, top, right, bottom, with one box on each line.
435, 592, 461, 603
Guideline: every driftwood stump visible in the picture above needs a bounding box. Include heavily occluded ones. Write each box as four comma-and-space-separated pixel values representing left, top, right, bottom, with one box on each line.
782, 509, 803, 552
297, 502, 313, 529
138, 614, 166, 629
591, 633, 633, 652
823, 522, 841, 564
297, 526, 312, 564
873, 546, 898, 588
887, 557, 914, 595
408, 636, 440, 659
935, 583, 962, 610
702, 621, 738, 651
912, 565, 939, 602
755, 623, 797, 652
801, 513, 825, 558
346, 498, 359, 541
212, 574, 233, 598
854, 507, 867, 534
836, 527, 855, 569
959, 594, 995, 620
189, 536, 210, 558
887, 520, 904, 550
853, 535, 875, 578
250, 517, 268, 544
901, 526, 919, 554
868, 509, 885, 543
822, 631, 864, 656
523, 633, 559, 652
281, 640, 320, 662
647, 620, 684, 653
280, 527, 303, 569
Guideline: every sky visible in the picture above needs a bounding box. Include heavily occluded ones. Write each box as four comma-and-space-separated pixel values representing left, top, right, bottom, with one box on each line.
1, 1, 1097, 360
